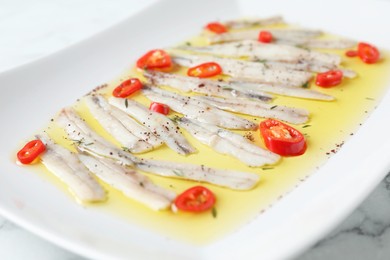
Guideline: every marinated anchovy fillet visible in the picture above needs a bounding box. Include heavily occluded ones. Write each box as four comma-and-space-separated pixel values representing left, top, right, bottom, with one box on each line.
144, 70, 273, 101
207, 29, 356, 49
85, 95, 154, 153
56, 107, 135, 166
84, 94, 163, 153
37, 133, 106, 202
281, 38, 356, 49
145, 68, 332, 101
176, 40, 341, 67
133, 157, 260, 190
171, 53, 313, 87
229, 80, 334, 101
108, 97, 196, 155
223, 16, 285, 29
193, 95, 309, 124
79, 154, 175, 210
208, 28, 322, 44
172, 54, 355, 79
178, 118, 280, 167
142, 85, 257, 130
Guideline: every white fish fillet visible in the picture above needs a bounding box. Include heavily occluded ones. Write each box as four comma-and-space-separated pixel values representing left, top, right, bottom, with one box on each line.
279, 39, 356, 49
134, 157, 260, 190
224, 16, 285, 29
171, 53, 312, 87
85, 95, 163, 149
79, 154, 175, 210
56, 107, 135, 166
37, 133, 106, 203
229, 80, 334, 101
142, 85, 257, 130
171, 52, 357, 78
144, 69, 332, 101
176, 40, 341, 67
208, 28, 322, 44
207, 30, 356, 49
194, 96, 309, 124
84, 95, 156, 153
108, 97, 196, 155
178, 118, 280, 167
144, 70, 273, 101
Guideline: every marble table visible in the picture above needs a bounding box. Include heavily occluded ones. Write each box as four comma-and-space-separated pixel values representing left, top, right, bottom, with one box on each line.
1, 1, 389, 259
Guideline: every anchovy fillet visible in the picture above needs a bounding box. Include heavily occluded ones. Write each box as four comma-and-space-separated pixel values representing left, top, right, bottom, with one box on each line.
193, 96, 309, 124
37, 133, 106, 203
195, 57, 356, 79
144, 70, 272, 101
79, 154, 175, 210
108, 97, 196, 155
207, 28, 322, 44
56, 107, 135, 166
175, 40, 341, 67
134, 157, 260, 190
178, 118, 280, 167
171, 53, 312, 87
223, 16, 285, 29
144, 69, 332, 101
84, 95, 158, 153
229, 80, 334, 101
142, 85, 257, 130
207, 29, 356, 49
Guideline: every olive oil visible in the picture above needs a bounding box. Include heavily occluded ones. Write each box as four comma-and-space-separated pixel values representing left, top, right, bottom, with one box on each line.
33, 31, 390, 246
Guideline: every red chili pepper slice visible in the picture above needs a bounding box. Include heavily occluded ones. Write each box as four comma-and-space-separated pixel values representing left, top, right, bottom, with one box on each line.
187, 62, 222, 78
315, 70, 343, 88
205, 22, 227, 34
358, 42, 380, 64
17, 140, 46, 164
258, 30, 273, 43
136, 49, 172, 69
112, 78, 143, 98
174, 186, 216, 212
345, 50, 358, 58
260, 119, 306, 156
149, 102, 170, 115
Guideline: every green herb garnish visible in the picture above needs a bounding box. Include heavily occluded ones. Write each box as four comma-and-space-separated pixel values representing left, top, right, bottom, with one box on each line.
302, 82, 310, 88
221, 85, 234, 91
211, 207, 217, 218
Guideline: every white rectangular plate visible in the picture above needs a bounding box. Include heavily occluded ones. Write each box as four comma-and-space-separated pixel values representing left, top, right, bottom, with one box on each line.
1, 0, 390, 259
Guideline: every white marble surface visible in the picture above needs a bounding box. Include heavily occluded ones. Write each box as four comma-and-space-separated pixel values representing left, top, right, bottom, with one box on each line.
1, 0, 390, 259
